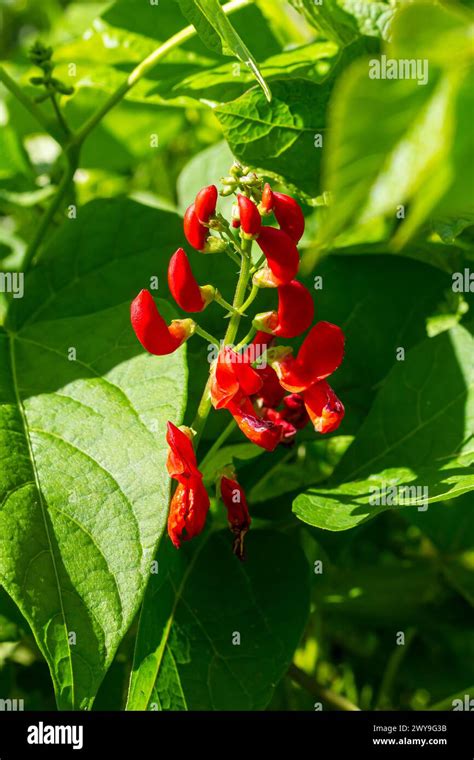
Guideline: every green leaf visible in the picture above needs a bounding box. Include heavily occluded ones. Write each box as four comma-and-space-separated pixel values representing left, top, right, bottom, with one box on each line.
215, 78, 332, 196
0, 199, 188, 709
174, 0, 272, 101
288, 0, 394, 45
321, 2, 474, 246
288, 0, 358, 46
293, 326, 474, 530
126, 529, 310, 710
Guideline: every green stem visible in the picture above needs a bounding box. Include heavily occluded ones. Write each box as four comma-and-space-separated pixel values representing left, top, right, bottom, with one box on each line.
239, 282, 259, 314
223, 241, 252, 346
22, 149, 79, 270
50, 92, 71, 137
192, 239, 253, 447
214, 291, 242, 316
199, 419, 237, 470
288, 665, 360, 712
235, 325, 257, 351
375, 627, 416, 709
71, 0, 252, 147
191, 378, 212, 447
0, 66, 61, 142
226, 248, 242, 267
194, 324, 220, 347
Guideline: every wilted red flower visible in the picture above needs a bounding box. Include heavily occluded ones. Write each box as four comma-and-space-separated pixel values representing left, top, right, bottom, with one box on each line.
303, 380, 345, 434
168, 477, 210, 549
220, 474, 251, 560
131, 289, 195, 356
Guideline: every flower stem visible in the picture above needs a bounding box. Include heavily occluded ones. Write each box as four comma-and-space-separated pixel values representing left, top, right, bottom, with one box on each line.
0, 65, 61, 142
239, 282, 259, 314
192, 238, 253, 447
21, 148, 79, 270
214, 291, 242, 316
288, 665, 360, 712
235, 325, 257, 351
194, 324, 220, 347
199, 419, 237, 470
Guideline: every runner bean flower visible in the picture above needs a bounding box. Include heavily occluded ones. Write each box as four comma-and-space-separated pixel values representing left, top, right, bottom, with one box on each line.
131, 162, 346, 557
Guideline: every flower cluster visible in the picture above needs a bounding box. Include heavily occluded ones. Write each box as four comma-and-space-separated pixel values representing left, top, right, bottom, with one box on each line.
131, 164, 345, 558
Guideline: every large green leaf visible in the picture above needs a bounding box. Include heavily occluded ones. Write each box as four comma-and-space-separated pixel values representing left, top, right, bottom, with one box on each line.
126, 529, 310, 710
215, 78, 332, 197
0, 199, 189, 709
321, 1, 474, 246
293, 325, 474, 530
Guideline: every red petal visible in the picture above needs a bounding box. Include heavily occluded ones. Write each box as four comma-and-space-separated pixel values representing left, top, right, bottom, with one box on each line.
131, 289, 184, 355
184, 204, 208, 251
260, 183, 274, 214
272, 192, 305, 243
256, 226, 299, 285
303, 380, 345, 434
195, 185, 217, 223
237, 194, 261, 236
166, 421, 200, 481
168, 248, 206, 312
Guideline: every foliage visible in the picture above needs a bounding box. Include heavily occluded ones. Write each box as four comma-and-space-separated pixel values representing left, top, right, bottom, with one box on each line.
0, 0, 472, 712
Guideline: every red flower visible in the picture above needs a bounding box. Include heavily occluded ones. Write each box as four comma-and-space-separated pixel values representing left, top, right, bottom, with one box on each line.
303, 380, 345, 434
220, 474, 251, 560
237, 194, 261, 238
195, 184, 217, 224
272, 191, 305, 243
270, 321, 345, 392
166, 422, 210, 547
253, 280, 314, 338
168, 248, 214, 313
269, 321, 345, 435
210, 345, 263, 410
131, 289, 195, 356
211, 346, 283, 451
256, 226, 299, 285
183, 204, 208, 251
